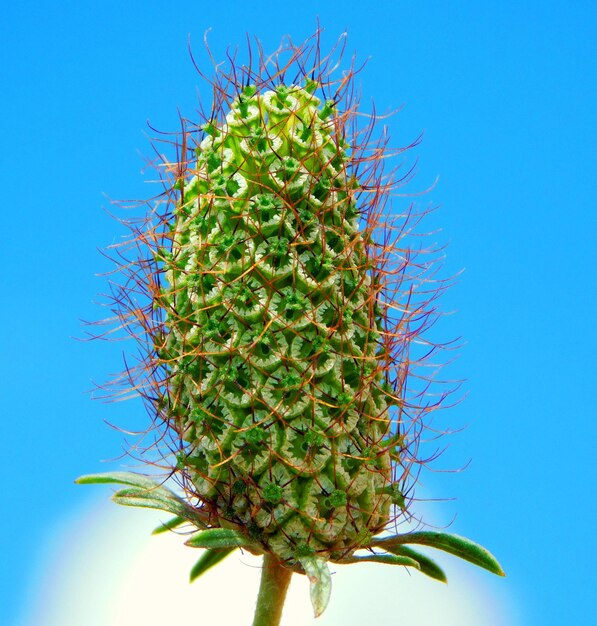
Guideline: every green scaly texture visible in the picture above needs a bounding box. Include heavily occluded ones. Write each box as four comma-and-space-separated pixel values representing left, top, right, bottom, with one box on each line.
157, 81, 400, 564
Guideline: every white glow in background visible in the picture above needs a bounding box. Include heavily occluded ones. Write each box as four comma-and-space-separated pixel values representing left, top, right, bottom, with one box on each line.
19, 498, 518, 626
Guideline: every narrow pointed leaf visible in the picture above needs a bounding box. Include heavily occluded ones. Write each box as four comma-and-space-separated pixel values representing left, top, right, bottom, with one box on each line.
299, 556, 332, 618
112, 487, 207, 528
77, 473, 196, 512
339, 553, 420, 568
385, 545, 447, 582
190, 548, 235, 582
185, 528, 254, 550
78, 472, 187, 514
77, 471, 209, 528
112, 487, 186, 517
76, 471, 170, 492
373, 532, 505, 576
152, 515, 186, 535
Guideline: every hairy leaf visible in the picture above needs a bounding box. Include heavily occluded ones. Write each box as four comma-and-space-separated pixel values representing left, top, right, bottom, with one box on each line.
384, 545, 447, 582
76, 471, 177, 492
190, 548, 235, 582
339, 553, 420, 568
77, 471, 208, 528
112, 487, 207, 528
152, 515, 186, 535
372, 532, 505, 577
186, 528, 255, 550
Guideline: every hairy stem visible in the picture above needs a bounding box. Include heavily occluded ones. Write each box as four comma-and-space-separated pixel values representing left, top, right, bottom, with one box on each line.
252, 554, 293, 626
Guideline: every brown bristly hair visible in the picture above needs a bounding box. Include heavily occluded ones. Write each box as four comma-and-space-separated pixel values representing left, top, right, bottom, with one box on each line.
87, 27, 459, 535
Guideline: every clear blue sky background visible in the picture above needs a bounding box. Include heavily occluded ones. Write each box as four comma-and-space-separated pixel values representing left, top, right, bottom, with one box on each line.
1, 2, 595, 624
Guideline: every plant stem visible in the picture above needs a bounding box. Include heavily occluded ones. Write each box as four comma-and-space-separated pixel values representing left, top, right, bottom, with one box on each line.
252, 554, 293, 626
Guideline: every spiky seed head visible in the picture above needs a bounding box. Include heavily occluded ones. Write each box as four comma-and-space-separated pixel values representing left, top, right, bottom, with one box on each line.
157, 81, 402, 564
101, 31, 449, 572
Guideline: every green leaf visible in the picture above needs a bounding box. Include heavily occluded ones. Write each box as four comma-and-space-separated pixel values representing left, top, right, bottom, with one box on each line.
185, 528, 254, 550
112, 487, 186, 516
152, 515, 186, 535
76, 471, 165, 489
111, 487, 207, 529
372, 532, 505, 577
339, 553, 420, 568
76, 471, 208, 528
385, 545, 447, 582
190, 548, 235, 582
299, 556, 332, 618
77, 472, 181, 507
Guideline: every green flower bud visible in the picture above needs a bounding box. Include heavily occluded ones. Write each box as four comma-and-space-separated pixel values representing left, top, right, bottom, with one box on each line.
79, 31, 504, 622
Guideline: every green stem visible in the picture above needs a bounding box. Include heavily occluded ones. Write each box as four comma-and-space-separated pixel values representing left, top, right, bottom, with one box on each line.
252, 554, 293, 626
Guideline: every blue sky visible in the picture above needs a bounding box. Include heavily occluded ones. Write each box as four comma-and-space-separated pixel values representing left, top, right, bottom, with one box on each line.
1, 2, 595, 624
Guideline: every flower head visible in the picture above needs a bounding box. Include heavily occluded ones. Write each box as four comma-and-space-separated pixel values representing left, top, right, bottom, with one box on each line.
79, 29, 503, 620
